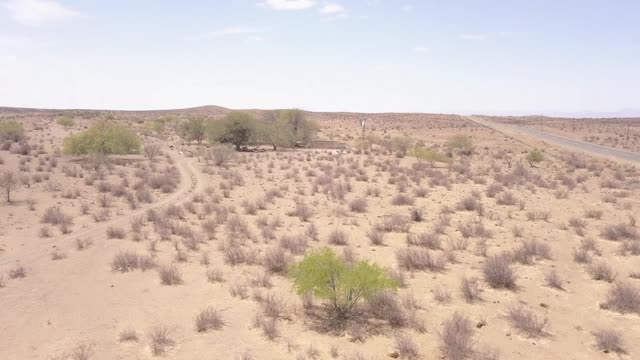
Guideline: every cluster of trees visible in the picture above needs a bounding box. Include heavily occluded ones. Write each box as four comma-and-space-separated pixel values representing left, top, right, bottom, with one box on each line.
63, 121, 141, 156
56, 116, 75, 129
178, 109, 319, 150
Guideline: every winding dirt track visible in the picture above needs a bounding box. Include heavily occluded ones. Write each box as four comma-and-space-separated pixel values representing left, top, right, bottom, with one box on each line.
0, 150, 206, 359
467, 115, 640, 163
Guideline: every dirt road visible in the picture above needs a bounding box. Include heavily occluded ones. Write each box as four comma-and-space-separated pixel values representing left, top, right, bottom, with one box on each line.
467, 115, 640, 163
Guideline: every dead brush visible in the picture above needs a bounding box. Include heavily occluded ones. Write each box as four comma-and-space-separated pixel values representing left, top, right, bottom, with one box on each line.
506, 304, 548, 338
195, 306, 225, 332
149, 325, 174, 356
588, 261, 616, 283
460, 277, 482, 303
483, 254, 517, 289
396, 247, 446, 272
600, 282, 640, 314
406, 232, 441, 249
592, 328, 627, 354
439, 312, 474, 360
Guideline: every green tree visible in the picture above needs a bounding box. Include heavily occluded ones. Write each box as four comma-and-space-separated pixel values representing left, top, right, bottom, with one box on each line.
526, 149, 544, 167
216, 111, 257, 150
63, 121, 141, 155
57, 116, 75, 129
278, 109, 318, 145
259, 111, 296, 150
289, 248, 398, 319
178, 117, 207, 144
0, 121, 24, 142
412, 146, 451, 167
446, 135, 474, 156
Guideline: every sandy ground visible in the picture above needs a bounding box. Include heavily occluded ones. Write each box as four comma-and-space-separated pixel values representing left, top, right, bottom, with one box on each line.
1, 109, 639, 360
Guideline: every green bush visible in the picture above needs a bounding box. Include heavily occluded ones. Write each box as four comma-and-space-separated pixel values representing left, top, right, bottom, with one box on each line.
213, 112, 257, 150
0, 121, 24, 142
412, 146, 450, 166
63, 121, 141, 155
526, 149, 544, 167
277, 109, 319, 145
178, 117, 207, 144
446, 135, 474, 155
289, 248, 397, 319
57, 116, 75, 128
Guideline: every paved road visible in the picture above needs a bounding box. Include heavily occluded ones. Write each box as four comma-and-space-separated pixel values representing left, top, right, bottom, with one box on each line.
467, 116, 640, 163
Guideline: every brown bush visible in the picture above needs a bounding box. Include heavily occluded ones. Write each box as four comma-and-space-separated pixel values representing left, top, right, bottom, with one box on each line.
483, 254, 517, 290
506, 304, 548, 338
396, 247, 446, 272
328, 229, 349, 246
195, 306, 225, 332
394, 333, 421, 360
592, 329, 626, 354
392, 193, 415, 206
544, 270, 564, 290
601, 282, 640, 314
439, 312, 474, 360
349, 198, 368, 213
158, 264, 183, 285
149, 325, 174, 356
588, 261, 616, 283
460, 277, 482, 303
406, 232, 441, 249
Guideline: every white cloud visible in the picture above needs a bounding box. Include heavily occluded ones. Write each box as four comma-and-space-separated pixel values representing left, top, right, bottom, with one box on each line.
413, 46, 430, 54
259, 0, 316, 10
207, 27, 262, 38
319, 3, 345, 15
2, 0, 80, 25
459, 33, 487, 41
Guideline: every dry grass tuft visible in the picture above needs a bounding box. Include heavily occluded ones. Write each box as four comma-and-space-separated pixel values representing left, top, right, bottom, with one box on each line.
592, 329, 626, 354
195, 306, 225, 332
439, 312, 474, 360
483, 254, 516, 290
506, 304, 548, 338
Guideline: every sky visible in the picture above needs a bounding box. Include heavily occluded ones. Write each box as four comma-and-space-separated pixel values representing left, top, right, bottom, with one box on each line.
0, 0, 639, 116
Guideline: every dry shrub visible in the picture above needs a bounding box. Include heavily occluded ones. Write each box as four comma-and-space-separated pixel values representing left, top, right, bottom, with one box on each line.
206, 268, 224, 283
290, 202, 313, 222
406, 232, 441, 249
367, 291, 408, 327
506, 305, 548, 338
396, 247, 446, 272
195, 306, 225, 332
8, 265, 26, 279
252, 314, 279, 341
394, 333, 421, 360
279, 234, 308, 255
158, 264, 183, 285
349, 198, 368, 213
439, 312, 474, 360
230, 283, 249, 299
71, 344, 94, 360
460, 277, 482, 303
601, 282, 640, 314
601, 223, 638, 241
222, 241, 259, 266
433, 287, 452, 304
588, 261, 616, 283
263, 247, 292, 274
457, 196, 482, 212
149, 326, 174, 356
409, 208, 424, 222
367, 229, 385, 246
376, 214, 411, 233
106, 226, 126, 239
41, 206, 69, 225
392, 193, 415, 206
328, 229, 349, 246
118, 328, 139, 342
592, 329, 626, 354
511, 239, 551, 265
544, 270, 564, 290
483, 254, 517, 290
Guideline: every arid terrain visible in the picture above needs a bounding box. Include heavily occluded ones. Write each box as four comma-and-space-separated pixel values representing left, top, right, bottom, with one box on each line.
1, 106, 639, 360
484, 115, 640, 153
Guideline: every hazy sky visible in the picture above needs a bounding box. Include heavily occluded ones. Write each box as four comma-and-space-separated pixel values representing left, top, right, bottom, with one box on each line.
0, 0, 638, 115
